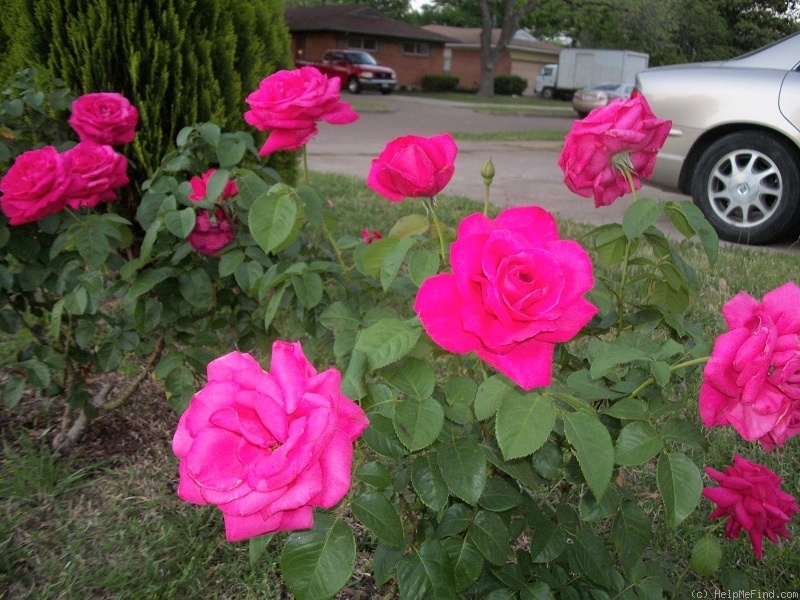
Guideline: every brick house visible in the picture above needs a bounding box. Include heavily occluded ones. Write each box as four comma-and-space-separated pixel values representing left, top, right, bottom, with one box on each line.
284, 5, 457, 90
422, 25, 561, 94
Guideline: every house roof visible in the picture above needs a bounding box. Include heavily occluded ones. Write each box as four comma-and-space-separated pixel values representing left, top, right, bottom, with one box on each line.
285, 5, 458, 43
422, 25, 561, 55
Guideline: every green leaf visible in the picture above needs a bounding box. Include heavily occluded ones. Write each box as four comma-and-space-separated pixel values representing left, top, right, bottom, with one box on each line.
292, 272, 324, 309
478, 477, 522, 512
281, 513, 355, 600
412, 454, 449, 512
389, 213, 429, 238
438, 438, 487, 505
567, 530, 613, 587
393, 397, 444, 452
614, 422, 663, 466
198, 122, 221, 146
179, 269, 213, 310
4, 376, 25, 408
396, 540, 457, 600
164, 366, 195, 413
128, 267, 176, 299
660, 418, 708, 451
263, 282, 288, 332
521, 582, 555, 600
216, 136, 246, 168
650, 360, 672, 386
673, 200, 719, 264
352, 491, 405, 547
474, 375, 514, 421
218, 250, 245, 278
562, 411, 614, 501
467, 510, 509, 565
622, 198, 664, 240
319, 301, 360, 331
496, 392, 556, 460
248, 534, 273, 566
611, 501, 651, 572
361, 413, 408, 458
356, 461, 393, 489
374, 542, 404, 586
235, 172, 271, 209
442, 537, 484, 592
603, 397, 648, 421
380, 236, 416, 291
587, 341, 649, 379
434, 503, 473, 539
532, 442, 563, 480
296, 183, 324, 226
165, 208, 196, 239
341, 350, 367, 400
593, 224, 627, 267
63, 287, 89, 315
357, 237, 400, 278
75, 227, 110, 268
657, 452, 702, 528
248, 185, 298, 255
408, 248, 440, 287
384, 358, 435, 399
691, 535, 722, 577
355, 318, 420, 370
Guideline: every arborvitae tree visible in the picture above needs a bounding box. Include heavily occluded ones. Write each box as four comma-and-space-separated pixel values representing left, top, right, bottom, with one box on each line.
1, 0, 295, 185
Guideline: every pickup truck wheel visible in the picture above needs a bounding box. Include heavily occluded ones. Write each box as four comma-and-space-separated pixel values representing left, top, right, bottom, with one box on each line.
380, 88, 393, 95
347, 76, 362, 94
691, 131, 800, 245
541, 87, 554, 100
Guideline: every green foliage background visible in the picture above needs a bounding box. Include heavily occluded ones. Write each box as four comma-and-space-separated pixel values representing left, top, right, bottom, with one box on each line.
0, 0, 296, 186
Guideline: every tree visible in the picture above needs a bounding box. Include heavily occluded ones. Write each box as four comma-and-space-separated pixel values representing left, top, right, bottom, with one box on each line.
476, 0, 539, 97
283, 0, 412, 20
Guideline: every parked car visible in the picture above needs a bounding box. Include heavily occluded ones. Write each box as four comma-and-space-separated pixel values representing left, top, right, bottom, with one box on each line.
296, 50, 397, 95
572, 83, 634, 117
635, 33, 800, 244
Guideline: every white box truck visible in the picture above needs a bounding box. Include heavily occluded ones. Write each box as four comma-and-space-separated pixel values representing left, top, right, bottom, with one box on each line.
534, 49, 649, 100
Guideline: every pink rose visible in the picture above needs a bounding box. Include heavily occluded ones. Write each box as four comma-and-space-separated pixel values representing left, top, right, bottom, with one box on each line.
703, 454, 799, 560
244, 67, 359, 155
63, 142, 129, 210
366, 133, 457, 202
558, 96, 671, 207
414, 206, 597, 390
69, 92, 139, 146
361, 229, 383, 244
188, 169, 239, 201
699, 283, 800, 450
173, 343, 369, 541
0, 147, 71, 225
187, 209, 236, 256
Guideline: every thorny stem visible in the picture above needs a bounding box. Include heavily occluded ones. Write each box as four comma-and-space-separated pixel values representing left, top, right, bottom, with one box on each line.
615, 163, 639, 334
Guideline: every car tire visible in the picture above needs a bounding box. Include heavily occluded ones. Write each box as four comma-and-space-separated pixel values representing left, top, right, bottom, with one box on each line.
347, 76, 361, 94
380, 88, 392, 95
691, 131, 800, 245
541, 87, 554, 100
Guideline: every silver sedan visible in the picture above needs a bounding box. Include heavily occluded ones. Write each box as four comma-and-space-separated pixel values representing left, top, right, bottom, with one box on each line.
635, 33, 800, 244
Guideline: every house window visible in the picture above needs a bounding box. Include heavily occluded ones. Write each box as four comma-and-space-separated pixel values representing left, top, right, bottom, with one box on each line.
403, 41, 430, 56
346, 37, 378, 52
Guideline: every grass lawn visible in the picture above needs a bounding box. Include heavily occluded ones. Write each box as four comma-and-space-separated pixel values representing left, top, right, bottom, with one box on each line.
2, 172, 799, 598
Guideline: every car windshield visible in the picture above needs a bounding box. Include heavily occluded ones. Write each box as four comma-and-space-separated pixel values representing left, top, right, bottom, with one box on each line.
590, 83, 622, 91
345, 51, 377, 65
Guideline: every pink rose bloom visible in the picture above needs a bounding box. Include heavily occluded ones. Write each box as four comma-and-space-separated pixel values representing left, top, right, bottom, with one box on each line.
699, 283, 800, 450
173, 343, 369, 541
703, 454, 799, 560
414, 206, 597, 390
558, 96, 671, 207
188, 169, 239, 201
188, 209, 236, 256
361, 229, 383, 244
366, 133, 457, 202
0, 147, 71, 225
63, 142, 129, 209
244, 67, 359, 155
69, 92, 139, 146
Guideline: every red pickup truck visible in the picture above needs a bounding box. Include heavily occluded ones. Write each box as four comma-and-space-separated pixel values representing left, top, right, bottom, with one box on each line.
296, 50, 397, 95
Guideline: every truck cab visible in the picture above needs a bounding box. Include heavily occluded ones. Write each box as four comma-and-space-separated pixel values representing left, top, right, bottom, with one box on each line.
321, 50, 397, 95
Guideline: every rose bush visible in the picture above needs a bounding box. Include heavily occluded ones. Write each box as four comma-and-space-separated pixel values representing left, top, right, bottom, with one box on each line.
699, 282, 800, 449
68, 92, 139, 146
558, 95, 671, 207
366, 132, 457, 202
703, 454, 799, 560
244, 66, 359, 155
414, 205, 597, 389
173, 343, 369, 541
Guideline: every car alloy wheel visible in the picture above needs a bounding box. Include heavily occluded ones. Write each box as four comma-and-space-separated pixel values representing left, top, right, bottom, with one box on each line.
692, 131, 800, 244
347, 76, 361, 94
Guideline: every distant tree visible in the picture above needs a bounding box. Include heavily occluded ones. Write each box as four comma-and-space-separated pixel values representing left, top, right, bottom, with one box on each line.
283, 0, 412, 19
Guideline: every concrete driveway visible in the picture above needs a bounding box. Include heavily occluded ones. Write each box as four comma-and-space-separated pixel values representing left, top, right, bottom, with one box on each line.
306, 93, 688, 228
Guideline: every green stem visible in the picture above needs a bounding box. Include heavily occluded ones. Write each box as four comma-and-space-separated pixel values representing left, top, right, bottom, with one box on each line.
302, 146, 309, 183
322, 223, 350, 278
425, 196, 447, 264
483, 184, 490, 216
617, 239, 632, 334
627, 356, 710, 399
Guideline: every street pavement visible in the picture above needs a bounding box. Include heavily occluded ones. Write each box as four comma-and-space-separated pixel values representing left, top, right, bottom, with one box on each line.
306, 93, 799, 254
